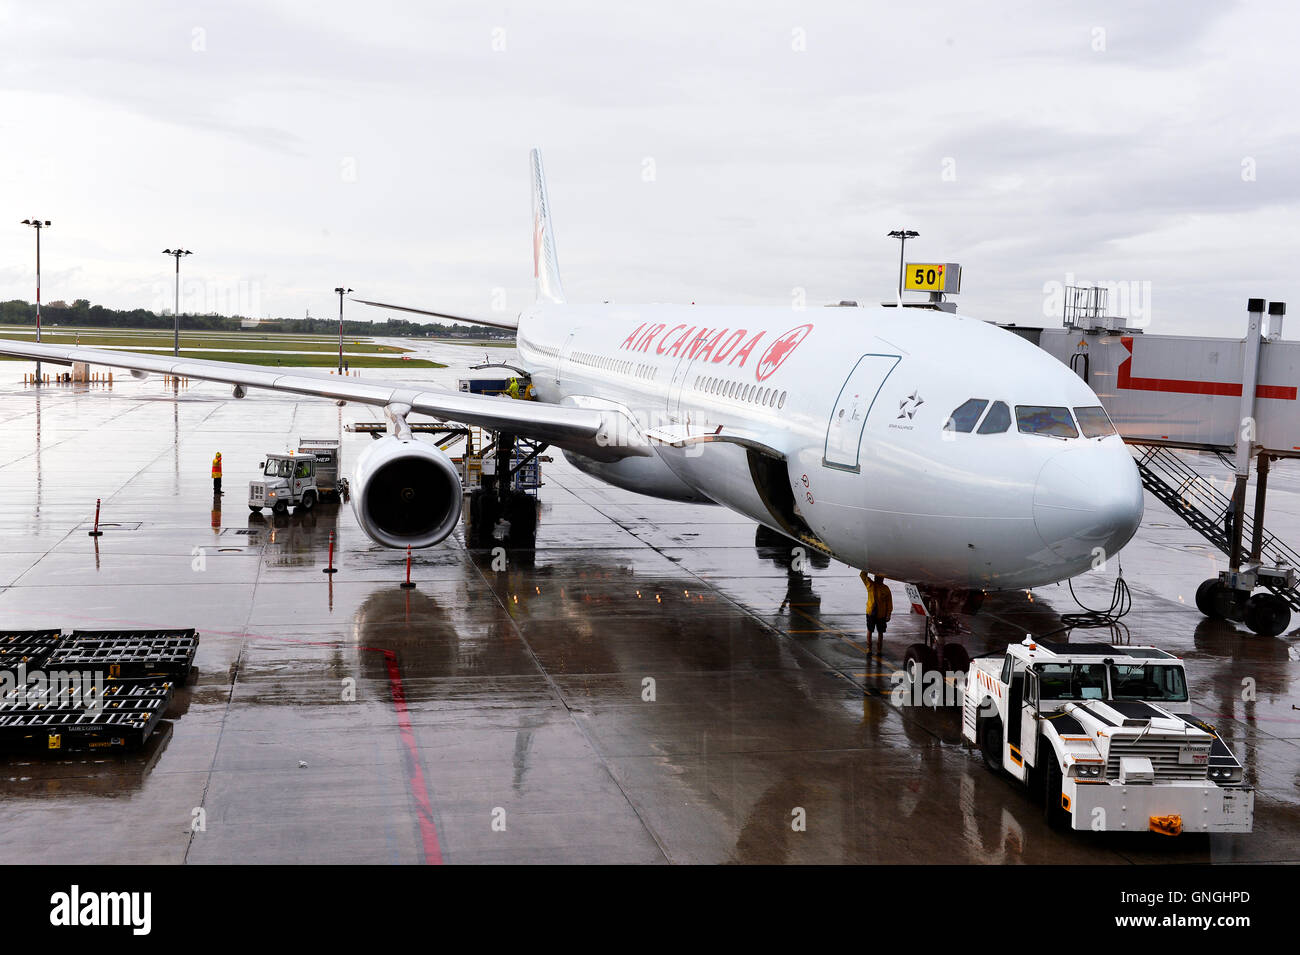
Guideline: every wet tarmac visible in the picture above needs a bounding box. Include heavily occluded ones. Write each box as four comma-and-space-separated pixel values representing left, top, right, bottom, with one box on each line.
0, 348, 1297, 864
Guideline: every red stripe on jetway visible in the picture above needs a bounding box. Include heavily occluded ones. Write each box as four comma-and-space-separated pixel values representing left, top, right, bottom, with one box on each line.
1118, 336, 1297, 400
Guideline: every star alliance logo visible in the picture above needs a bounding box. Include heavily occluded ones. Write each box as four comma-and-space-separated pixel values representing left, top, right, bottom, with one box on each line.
897, 390, 923, 419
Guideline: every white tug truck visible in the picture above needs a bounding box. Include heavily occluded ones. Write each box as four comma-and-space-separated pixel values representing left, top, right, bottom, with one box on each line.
962, 638, 1253, 834
248, 438, 343, 515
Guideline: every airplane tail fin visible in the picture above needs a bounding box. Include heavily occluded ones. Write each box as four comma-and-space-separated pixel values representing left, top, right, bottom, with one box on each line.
530, 148, 565, 304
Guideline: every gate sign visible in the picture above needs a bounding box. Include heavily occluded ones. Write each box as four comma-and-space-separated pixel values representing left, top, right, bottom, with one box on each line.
904, 263, 961, 293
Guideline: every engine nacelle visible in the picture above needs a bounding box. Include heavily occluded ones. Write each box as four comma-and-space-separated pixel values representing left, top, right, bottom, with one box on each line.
351, 435, 462, 548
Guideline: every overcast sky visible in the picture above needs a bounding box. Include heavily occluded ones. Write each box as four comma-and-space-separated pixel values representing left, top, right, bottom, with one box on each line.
1, 1, 1296, 337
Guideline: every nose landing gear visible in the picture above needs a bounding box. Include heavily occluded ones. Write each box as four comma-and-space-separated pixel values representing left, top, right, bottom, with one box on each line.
901, 585, 983, 706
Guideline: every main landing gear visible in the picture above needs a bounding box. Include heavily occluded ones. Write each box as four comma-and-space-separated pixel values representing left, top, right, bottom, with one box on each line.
464, 430, 542, 549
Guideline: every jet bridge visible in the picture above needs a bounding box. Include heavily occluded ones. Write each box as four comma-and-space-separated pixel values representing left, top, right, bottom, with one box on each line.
1007, 295, 1299, 636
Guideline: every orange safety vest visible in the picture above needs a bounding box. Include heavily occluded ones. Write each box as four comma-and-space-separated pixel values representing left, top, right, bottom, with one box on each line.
211, 454, 222, 479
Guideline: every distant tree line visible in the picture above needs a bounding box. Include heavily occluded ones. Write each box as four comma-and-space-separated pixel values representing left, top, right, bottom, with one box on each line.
0, 299, 514, 339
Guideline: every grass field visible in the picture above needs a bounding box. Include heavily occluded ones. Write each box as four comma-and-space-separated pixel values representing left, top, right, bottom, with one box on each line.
0, 327, 411, 354
0, 326, 445, 369
162, 351, 441, 368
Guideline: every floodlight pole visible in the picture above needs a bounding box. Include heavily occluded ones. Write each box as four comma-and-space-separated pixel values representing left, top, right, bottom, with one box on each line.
162, 249, 192, 357
888, 229, 919, 303
334, 287, 352, 374
21, 219, 51, 383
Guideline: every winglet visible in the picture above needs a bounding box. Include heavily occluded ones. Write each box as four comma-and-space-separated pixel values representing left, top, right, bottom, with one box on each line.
530, 148, 565, 304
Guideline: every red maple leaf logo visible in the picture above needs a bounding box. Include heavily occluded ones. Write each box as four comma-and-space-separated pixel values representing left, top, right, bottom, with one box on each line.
756, 324, 812, 381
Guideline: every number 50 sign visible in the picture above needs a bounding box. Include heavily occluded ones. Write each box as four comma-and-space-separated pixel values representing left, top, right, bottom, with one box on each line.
904, 263, 961, 293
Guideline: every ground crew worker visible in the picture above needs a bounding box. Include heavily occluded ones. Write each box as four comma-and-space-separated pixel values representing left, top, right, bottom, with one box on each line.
212, 452, 223, 496
860, 571, 893, 656
507, 377, 521, 399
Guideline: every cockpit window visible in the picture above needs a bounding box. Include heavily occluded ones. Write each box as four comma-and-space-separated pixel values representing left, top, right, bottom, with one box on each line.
1016, 405, 1079, 438
1074, 406, 1116, 438
977, 400, 1011, 434
944, 398, 988, 433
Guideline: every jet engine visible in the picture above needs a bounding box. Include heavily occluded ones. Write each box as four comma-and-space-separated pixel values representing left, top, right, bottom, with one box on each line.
351, 435, 462, 548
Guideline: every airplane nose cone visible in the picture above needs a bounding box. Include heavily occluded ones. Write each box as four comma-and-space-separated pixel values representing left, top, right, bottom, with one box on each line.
1033, 447, 1144, 563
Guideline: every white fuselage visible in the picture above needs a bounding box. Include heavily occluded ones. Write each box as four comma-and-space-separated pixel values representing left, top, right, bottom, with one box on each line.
516, 303, 1144, 591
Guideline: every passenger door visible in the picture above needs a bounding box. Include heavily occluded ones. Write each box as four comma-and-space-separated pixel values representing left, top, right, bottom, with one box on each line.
822, 354, 900, 471
666, 348, 696, 426
556, 332, 575, 386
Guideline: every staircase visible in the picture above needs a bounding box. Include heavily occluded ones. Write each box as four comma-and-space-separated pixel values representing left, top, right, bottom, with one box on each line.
1133, 445, 1300, 613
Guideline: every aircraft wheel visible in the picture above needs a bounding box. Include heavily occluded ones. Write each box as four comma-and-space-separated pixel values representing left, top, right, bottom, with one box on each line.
1207, 581, 1240, 621
472, 493, 499, 547
508, 493, 537, 544
1245, 592, 1291, 637
979, 714, 1003, 772
1194, 579, 1220, 617
940, 642, 970, 676
903, 643, 939, 704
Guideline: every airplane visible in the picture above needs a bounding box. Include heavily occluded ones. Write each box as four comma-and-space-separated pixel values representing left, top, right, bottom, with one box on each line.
0, 149, 1144, 664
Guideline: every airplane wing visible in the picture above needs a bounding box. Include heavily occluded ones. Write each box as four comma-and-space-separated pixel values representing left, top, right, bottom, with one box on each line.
350, 299, 518, 331
0, 338, 645, 458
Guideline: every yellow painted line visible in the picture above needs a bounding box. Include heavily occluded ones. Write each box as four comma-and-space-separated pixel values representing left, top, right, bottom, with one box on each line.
785, 604, 908, 668
788, 605, 867, 655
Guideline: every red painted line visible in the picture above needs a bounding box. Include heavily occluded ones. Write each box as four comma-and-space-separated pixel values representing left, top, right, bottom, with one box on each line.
1118, 336, 1297, 400
383, 649, 444, 865
11, 611, 446, 864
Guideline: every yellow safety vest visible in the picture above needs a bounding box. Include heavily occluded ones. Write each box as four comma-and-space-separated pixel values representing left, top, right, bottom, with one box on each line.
861, 573, 892, 618
212, 455, 223, 479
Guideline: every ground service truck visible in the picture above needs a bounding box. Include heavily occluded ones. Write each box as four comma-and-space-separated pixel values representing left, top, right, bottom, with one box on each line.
248, 438, 343, 515
962, 638, 1253, 834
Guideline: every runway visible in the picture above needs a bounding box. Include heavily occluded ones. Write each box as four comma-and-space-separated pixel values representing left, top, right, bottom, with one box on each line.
0, 346, 1296, 864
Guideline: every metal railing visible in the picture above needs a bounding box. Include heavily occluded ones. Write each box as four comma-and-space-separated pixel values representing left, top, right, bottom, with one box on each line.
1133, 445, 1300, 611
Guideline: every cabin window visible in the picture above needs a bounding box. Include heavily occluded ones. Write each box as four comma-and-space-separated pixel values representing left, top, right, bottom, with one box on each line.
1015, 405, 1078, 438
